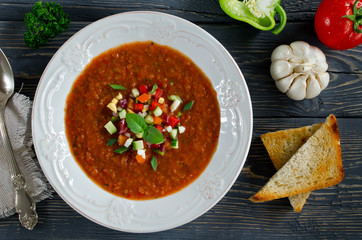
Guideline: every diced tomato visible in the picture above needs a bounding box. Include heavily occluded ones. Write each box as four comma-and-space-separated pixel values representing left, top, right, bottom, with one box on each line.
155, 125, 164, 133
139, 85, 148, 94
134, 103, 143, 112
150, 101, 159, 111
154, 88, 163, 101
157, 80, 163, 88
168, 116, 180, 128
117, 119, 128, 134
151, 144, 160, 149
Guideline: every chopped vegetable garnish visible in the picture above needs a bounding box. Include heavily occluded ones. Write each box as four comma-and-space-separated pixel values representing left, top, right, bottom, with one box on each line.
145, 115, 154, 124
107, 139, 117, 146
134, 103, 143, 112
153, 106, 163, 117
137, 93, 150, 103
150, 101, 159, 111
154, 88, 163, 101
109, 84, 126, 90
170, 129, 178, 140
183, 101, 194, 112
136, 154, 146, 164
151, 156, 157, 171
139, 85, 148, 94
168, 116, 180, 128
114, 146, 129, 154
133, 140, 144, 150
104, 121, 117, 134
119, 109, 127, 119
171, 139, 179, 149
132, 88, 140, 98
154, 116, 163, 125
105, 82, 189, 170
168, 95, 182, 102
170, 99, 181, 112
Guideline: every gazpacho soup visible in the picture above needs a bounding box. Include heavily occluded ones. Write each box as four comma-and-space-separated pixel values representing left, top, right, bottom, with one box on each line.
65, 41, 220, 200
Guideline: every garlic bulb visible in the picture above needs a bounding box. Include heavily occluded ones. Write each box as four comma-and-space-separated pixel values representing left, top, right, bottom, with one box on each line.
270, 41, 329, 100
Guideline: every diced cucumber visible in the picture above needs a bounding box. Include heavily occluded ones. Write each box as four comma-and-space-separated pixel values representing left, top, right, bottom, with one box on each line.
168, 95, 182, 102
153, 106, 163, 117
132, 88, 140, 98
119, 109, 127, 119
124, 138, 133, 148
145, 115, 154, 124
170, 99, 181, 112
104, 121, 117, 134
133, 140, 144, 150
135, 132, 143, 138
171, 139, 178, 149
170, 129, 178, 140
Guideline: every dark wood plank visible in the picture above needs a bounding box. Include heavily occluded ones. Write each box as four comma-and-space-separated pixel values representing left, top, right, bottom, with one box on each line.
0, 0, 324, 22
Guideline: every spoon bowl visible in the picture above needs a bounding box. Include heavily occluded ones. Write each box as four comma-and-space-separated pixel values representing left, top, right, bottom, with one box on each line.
0, 49, 14, 102
0, 49, 37, 230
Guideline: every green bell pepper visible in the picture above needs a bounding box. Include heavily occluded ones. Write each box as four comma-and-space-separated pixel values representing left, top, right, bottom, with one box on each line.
219, 0, 287, 34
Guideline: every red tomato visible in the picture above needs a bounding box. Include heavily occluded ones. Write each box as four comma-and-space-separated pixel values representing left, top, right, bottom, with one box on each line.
314, 0, 362, 50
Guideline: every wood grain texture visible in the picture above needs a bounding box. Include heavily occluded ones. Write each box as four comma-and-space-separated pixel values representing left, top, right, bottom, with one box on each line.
0, 0, 361, 239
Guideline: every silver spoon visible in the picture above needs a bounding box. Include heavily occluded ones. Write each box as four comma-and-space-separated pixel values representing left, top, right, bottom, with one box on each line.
0, 49, 37, 230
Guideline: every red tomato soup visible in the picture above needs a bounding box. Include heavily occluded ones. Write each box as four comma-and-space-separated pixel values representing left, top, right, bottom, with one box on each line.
65, 41, 220, 200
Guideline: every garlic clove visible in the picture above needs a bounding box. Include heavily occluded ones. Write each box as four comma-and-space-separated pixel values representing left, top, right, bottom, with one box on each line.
270, 60, 294, 80
271, 45, 293, 61
275, 73, 301, 93
317, 72, 330, 90
290, 41, 310, 60
286, 75, 307, 100
306, 75, 322, 99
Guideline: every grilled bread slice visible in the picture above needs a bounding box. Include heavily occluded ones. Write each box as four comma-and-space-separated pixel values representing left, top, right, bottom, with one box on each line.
251, 114, 344, 203
260, 123, 322, 212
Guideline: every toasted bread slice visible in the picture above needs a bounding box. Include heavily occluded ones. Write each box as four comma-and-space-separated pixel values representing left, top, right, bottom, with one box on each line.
260, 123, 322, 212
251, 114, 344, 203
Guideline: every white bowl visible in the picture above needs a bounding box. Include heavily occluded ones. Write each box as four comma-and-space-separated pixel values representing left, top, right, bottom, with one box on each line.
32, 11, 253, 233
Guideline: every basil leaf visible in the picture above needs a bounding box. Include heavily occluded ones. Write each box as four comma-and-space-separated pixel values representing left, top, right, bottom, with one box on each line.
109, 84, 126, 90
151, 156, 157, 171
107, 139, 117, 146
144, 126, 164, 144
114, 146, 129, 154
126, 113, 147, 134
183, 101, 194, 112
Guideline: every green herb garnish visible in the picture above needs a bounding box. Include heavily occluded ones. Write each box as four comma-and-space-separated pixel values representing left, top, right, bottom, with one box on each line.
114, 147, 129, 154
144, 126, 164, 144
126, 113, 147, 134
24, 2, 71, 49
183, 101, 194, 112
150, 83, 157, 94
107, 139, 117, 146
151, 156, 157, 171
109, 84, 126, 90
126, 113, 164, 144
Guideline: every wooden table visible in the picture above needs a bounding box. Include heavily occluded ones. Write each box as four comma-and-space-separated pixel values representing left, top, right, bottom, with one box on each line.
1, 0, 361, 239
